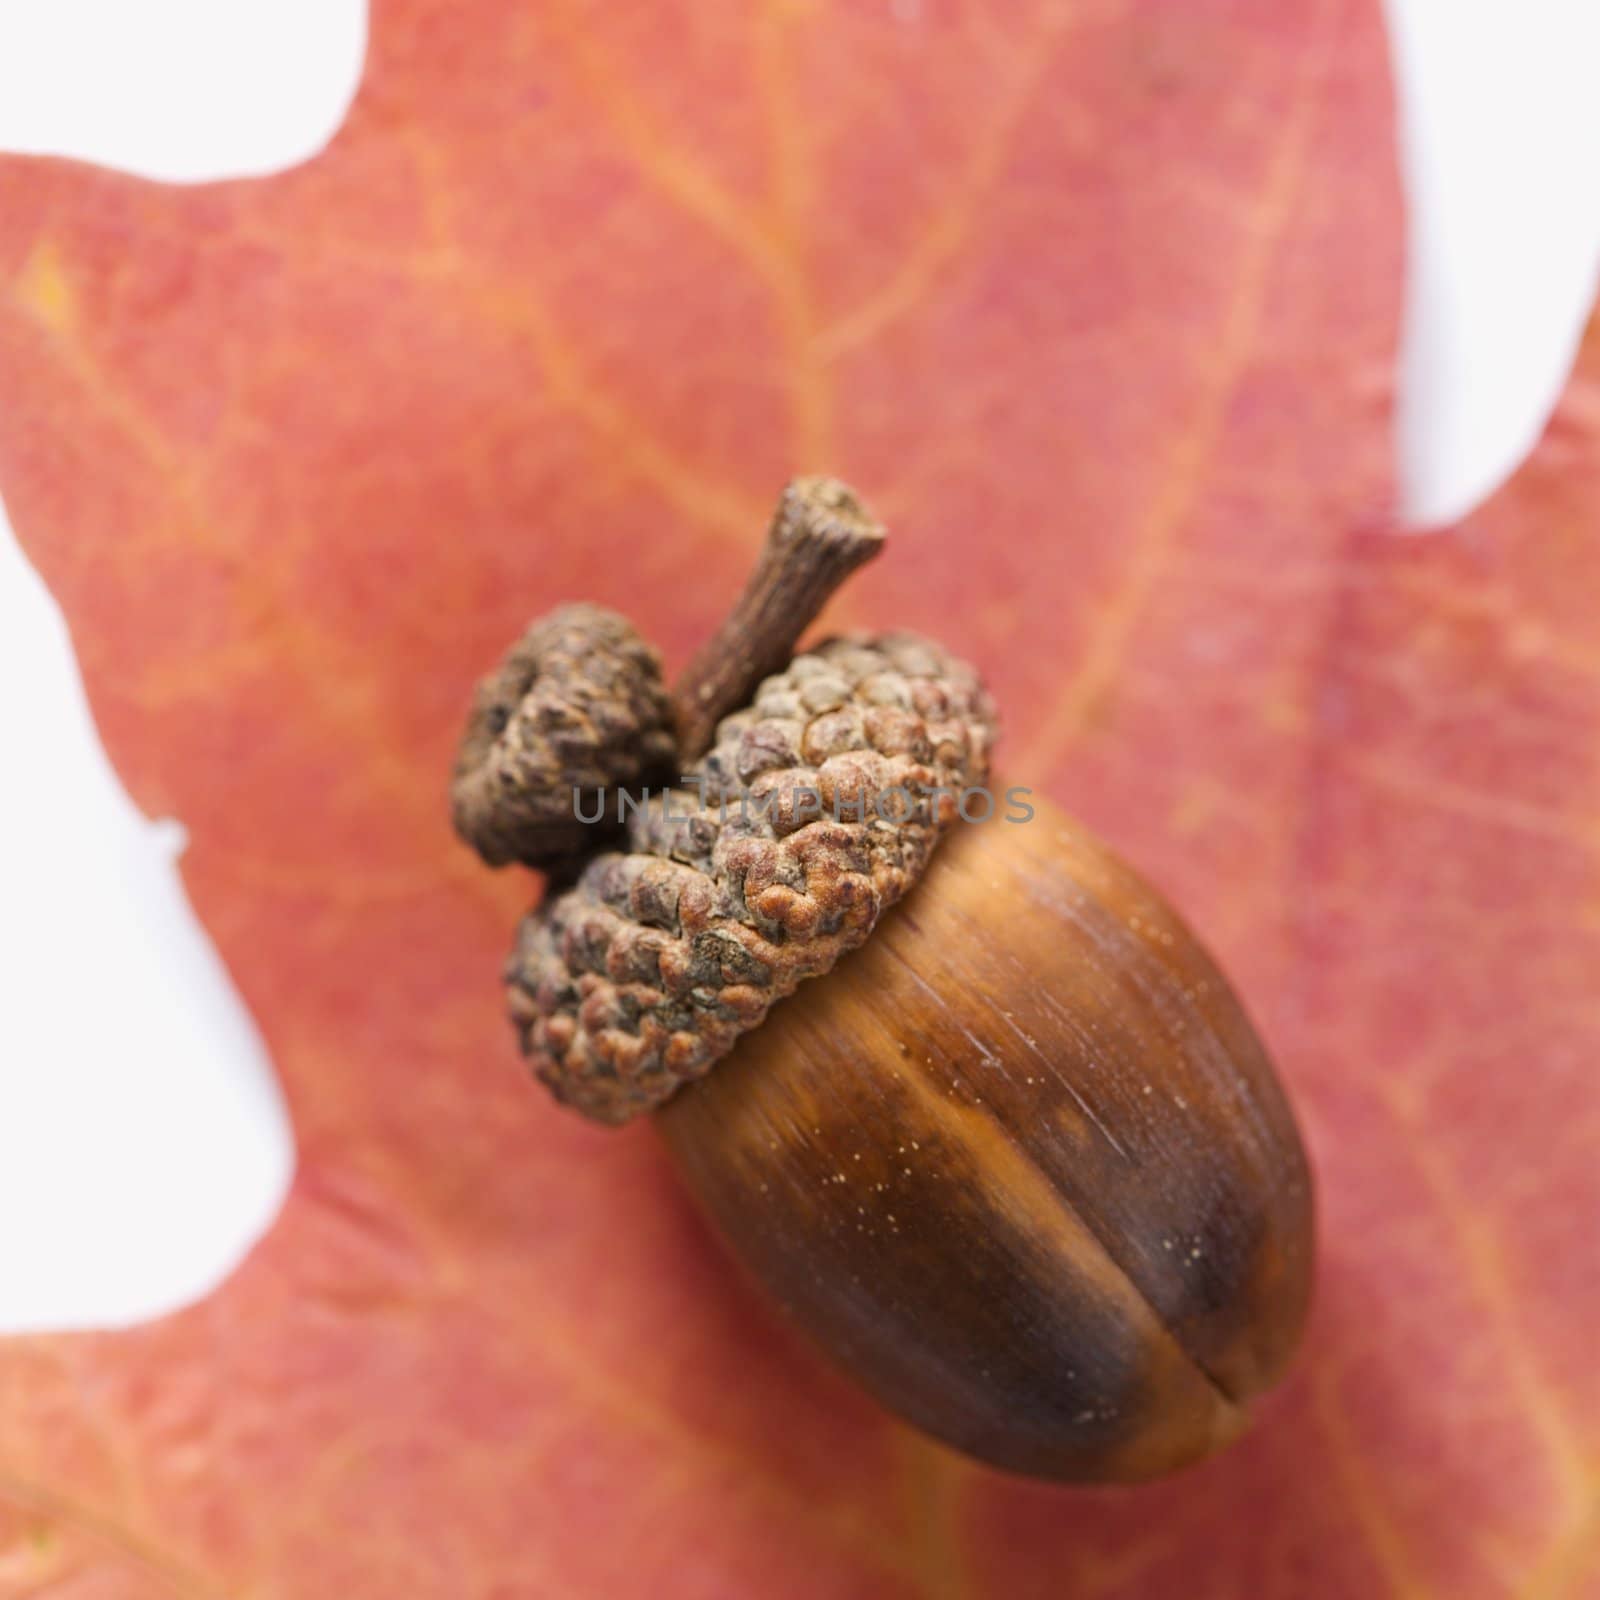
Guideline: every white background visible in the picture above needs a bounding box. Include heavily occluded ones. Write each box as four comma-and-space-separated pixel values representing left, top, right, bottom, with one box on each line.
0, 0, 1597, 1333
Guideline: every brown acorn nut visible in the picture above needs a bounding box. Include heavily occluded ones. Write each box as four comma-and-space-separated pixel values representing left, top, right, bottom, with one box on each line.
450, 479, 1314, 1484
658, 801, 1313, 1482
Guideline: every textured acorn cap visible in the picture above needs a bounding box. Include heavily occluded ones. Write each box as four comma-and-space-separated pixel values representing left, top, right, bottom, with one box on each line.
506, 632, 998, 1123
451, 604, 678, 869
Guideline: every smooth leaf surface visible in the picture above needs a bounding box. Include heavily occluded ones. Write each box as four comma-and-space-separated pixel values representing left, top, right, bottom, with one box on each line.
1, 1, 1595, 1596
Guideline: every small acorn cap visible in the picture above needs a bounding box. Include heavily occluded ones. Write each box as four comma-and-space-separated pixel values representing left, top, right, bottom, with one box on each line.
450, 603, 677, 869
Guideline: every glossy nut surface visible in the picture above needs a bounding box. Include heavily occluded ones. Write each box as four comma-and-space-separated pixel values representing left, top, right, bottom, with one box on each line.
658, 794, 1314, 1482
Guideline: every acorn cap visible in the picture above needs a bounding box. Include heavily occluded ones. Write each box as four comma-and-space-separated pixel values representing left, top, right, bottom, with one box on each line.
450, 604, 678, 869
506, 633, 997, 1122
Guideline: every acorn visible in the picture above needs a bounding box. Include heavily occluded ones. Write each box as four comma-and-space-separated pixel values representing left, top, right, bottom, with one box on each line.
451, 479, 1314, 1483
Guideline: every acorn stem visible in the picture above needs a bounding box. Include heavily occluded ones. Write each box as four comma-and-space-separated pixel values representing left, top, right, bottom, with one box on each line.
671, 476, 885, 760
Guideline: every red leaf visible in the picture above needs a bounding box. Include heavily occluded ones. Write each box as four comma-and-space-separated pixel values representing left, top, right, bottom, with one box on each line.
2, 1, 1594, 1595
